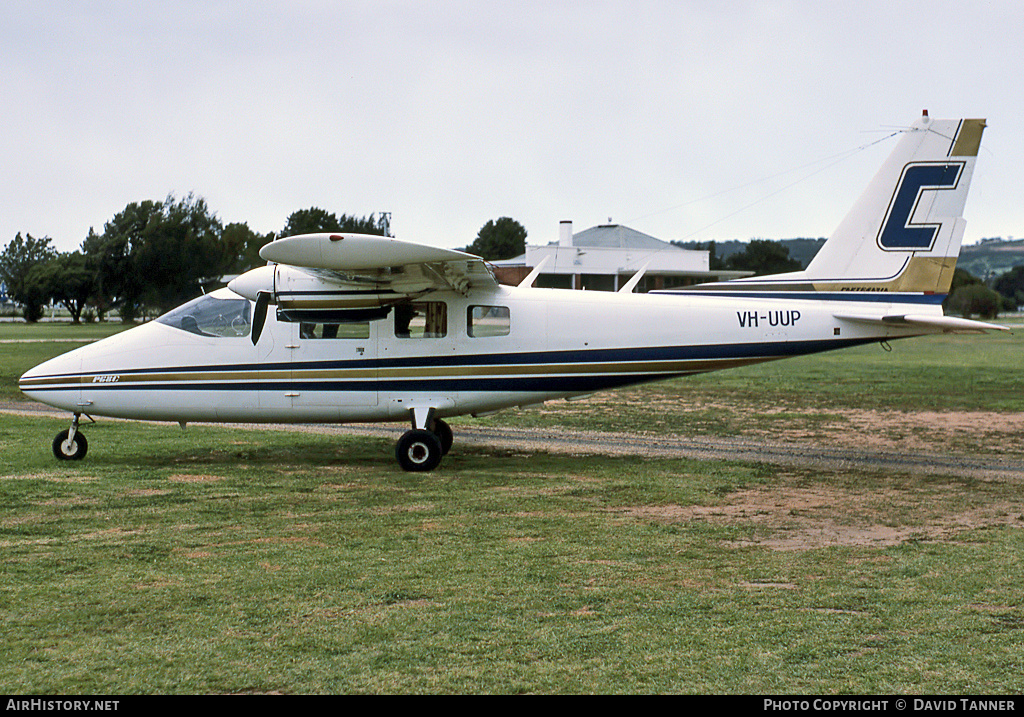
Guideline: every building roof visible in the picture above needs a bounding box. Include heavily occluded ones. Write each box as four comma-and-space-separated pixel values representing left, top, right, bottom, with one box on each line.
564, 224, 680, 251
492, 224, 692, 267
488, 222, 752, 287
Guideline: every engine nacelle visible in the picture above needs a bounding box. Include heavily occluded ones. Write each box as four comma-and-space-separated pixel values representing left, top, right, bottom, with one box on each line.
228, 264, 415, 323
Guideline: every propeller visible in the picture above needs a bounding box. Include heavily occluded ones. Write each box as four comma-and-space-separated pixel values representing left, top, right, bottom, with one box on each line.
251, 291, 271, 345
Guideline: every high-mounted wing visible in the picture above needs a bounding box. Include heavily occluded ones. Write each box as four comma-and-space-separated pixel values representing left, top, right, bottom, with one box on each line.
257, 232, 498, 296
228, 233, 500, 344
261, 233, 474, 270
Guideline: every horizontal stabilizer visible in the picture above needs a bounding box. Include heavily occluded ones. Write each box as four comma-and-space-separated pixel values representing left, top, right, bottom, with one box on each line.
834, 312, 1009, 334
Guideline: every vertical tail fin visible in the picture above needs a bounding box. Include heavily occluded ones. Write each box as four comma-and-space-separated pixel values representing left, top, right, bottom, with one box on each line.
802, 113, 985, 294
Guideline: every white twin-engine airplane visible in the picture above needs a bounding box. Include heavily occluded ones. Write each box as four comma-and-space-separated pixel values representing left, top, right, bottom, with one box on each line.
21, 113, 1006, 471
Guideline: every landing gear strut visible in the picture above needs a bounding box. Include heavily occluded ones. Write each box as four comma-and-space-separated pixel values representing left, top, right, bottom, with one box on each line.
395, 408, 452, 472
53, 413, 88, 461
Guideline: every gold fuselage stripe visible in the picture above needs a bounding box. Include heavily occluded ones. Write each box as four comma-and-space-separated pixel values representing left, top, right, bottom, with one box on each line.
20, 355, 765, 389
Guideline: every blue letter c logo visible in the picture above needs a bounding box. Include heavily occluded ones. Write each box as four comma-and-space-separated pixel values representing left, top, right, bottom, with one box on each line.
877, 162, 963, 251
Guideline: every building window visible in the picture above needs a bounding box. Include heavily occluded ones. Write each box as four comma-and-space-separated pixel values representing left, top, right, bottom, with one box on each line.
468, 305, 510, 337
535, 274, 573, 289
395, 302, 447, 338
580, 274, 615, 292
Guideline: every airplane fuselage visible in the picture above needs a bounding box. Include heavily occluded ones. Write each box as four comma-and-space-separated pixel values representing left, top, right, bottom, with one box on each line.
20, 283, 931, 425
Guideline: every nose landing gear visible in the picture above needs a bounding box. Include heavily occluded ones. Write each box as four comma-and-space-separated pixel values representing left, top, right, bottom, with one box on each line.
53, 413, 89, 461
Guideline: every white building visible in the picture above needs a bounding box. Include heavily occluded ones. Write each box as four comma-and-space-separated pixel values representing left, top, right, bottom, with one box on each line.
492, 221, 750, 291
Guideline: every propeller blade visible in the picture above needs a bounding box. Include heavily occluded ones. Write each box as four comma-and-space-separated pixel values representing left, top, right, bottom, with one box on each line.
251, 291, 270, 345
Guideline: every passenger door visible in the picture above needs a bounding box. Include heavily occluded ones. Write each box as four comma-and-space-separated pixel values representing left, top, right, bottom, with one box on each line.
258, 315, 379, 416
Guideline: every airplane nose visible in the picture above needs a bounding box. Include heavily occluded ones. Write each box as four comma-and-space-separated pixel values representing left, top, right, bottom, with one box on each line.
19, 348, 84, 412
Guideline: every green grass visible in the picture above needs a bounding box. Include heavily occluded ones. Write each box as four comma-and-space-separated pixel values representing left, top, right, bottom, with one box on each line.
1, 321, 1023, 693
2, 417, 1023, 694
695, 330, 1024, 412
0, 322, 131, 341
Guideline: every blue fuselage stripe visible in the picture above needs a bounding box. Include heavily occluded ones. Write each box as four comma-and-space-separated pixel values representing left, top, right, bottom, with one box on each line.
26, 337, 878, 394
658, 291, 946, 304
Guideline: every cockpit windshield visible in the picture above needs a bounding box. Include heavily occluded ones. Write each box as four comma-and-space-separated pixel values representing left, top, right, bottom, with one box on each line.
156, 291, 252, 338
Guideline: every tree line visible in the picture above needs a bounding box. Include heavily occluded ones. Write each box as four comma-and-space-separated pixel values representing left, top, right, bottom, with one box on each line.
2, 201, 1019, 323
946, 267, 1023, 319
0, 196, 388, 323
692, 239, 1022, 319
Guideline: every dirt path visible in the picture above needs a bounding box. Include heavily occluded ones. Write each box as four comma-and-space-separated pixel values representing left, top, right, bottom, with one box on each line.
5, 400, 1023, 480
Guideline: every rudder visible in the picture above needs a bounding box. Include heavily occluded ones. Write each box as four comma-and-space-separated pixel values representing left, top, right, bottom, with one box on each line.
803, 113, 986, 295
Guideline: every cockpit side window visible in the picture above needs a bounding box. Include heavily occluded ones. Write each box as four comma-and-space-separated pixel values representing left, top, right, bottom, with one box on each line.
157, 294, 252, 338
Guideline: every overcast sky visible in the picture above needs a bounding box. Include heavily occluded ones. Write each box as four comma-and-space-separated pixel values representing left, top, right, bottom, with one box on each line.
4, 0, 1023, 254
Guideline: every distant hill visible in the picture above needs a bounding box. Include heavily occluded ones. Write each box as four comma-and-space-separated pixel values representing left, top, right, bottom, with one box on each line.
674, 238, 826, 269
957, 239, 1024, 279
676, 237, 1024, 278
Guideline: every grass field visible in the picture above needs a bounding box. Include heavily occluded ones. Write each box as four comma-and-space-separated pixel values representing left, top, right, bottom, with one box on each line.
1, 321, 1022, 694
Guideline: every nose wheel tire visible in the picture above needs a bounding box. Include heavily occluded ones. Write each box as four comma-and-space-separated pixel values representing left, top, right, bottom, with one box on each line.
53, 429, 88, 461
396, 429, 443, 472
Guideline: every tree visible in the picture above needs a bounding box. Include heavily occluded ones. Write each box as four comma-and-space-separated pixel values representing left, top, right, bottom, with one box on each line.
281, 208, 389, 238
466, 217, 527, 261
992, 265, 1024, 308
337, 212, 389, 236
946, 283, 1002, 319
0, 233, 57, 321
943, 268, 986, 315
724, 239, 802, 276
130, 194, 228, 314
85, 200, 163, 322
27, 252, 93, 323
88, 194, 231, 319
222, 222, 274, 274
81, 227, 116, 321
281, 207, 340, 236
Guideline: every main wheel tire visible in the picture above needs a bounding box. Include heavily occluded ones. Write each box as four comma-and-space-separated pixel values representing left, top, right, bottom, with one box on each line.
52, 429, 88, 461
395, 429, 443, 472
432, 418, 454, 455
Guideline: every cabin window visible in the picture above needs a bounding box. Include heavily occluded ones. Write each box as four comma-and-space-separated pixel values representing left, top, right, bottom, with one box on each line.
395, 301, 447, 338
156, 293, 252, 338
299, 322, 370, 339
468, 305, 510, 337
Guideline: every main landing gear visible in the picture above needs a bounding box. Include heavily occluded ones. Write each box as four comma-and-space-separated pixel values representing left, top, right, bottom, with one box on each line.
48, 409, 455, 471
53, 413, 88, 461
396, 409, 453, 472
